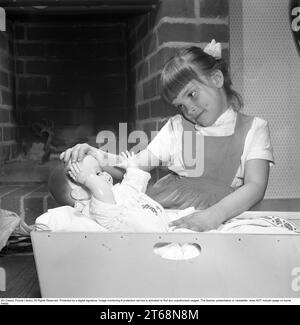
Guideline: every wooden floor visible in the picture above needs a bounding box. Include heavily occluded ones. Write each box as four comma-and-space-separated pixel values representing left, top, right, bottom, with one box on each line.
0, 253, 41, 298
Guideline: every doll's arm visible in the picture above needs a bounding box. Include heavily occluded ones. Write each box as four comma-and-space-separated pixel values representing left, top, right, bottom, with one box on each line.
116, 151, 152, 193
120, 168, 151, 193
84, 174, 116, 204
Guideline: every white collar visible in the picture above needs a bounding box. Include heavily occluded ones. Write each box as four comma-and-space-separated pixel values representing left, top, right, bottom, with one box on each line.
194, 107, 237, 136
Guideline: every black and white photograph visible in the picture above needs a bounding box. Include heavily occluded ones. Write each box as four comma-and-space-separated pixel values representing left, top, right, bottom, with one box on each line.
0, 0, 300, 307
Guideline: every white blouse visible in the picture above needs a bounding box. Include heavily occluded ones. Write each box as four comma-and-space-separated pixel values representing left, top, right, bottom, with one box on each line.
147, 107, 275, 189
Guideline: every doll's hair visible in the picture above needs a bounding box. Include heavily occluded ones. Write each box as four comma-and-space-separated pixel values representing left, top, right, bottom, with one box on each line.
160, 46, 243, 111
48, 163, 75, 207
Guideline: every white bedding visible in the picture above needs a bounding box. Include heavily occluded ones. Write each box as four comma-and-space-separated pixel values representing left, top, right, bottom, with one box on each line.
35, 206, 300, 260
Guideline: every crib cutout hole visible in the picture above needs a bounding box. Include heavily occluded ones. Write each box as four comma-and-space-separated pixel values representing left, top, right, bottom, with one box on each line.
153, 242, 202, 261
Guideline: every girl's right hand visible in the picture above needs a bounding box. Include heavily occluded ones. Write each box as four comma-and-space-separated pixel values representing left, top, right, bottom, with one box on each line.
60, 143, 96, 163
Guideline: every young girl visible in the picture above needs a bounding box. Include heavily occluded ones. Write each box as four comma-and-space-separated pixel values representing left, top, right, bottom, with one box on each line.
60, 40, 274, 232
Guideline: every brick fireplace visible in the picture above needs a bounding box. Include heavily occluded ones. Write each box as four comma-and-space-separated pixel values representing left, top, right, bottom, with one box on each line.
0, 0, 230, 223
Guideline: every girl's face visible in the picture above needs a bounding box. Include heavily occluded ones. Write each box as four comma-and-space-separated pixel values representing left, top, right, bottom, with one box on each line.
171, 74, 228, 127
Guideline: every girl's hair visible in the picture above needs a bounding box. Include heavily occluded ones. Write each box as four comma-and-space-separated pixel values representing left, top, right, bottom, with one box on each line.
160, 46, 243, 111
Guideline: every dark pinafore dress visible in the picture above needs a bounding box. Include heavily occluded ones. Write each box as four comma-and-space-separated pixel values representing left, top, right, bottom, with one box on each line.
146, 112, 254, 210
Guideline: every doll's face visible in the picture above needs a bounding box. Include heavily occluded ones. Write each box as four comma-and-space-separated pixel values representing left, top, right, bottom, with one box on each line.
66, 155, 114, 202
67, 177, 90, 201
97, 171, 113, 186
172, 74, 227, 127
65, 155, 101, 201
77, 155, 113, 186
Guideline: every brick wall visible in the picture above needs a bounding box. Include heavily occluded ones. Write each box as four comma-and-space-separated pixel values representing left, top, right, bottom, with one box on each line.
127, 0, 230, 180
1, 0, 229, 166
0, 20, 17, 165
14, 17, 128, 145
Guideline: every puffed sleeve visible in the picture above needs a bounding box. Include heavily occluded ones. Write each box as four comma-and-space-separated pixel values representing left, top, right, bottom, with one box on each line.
147, 117, 177, 164
244, 117, 275, 164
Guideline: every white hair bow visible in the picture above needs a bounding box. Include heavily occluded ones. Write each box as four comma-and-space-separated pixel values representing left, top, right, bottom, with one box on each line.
203, 39, 222, 59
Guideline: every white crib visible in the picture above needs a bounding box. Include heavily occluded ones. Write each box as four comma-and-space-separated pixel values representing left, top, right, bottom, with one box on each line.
31, 210, 300, 298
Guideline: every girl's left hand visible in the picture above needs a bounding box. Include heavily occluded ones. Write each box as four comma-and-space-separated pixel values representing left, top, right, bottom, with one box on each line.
169, 209, 224, 232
